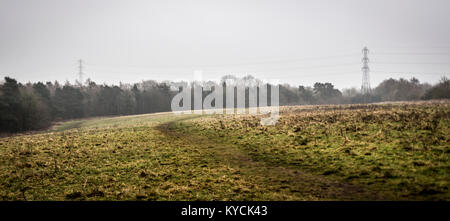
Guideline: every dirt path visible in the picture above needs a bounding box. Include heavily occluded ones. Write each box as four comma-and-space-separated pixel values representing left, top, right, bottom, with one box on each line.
157, 119, 388, 201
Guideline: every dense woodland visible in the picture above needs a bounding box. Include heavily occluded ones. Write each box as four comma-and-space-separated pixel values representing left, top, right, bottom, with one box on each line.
0, 75, 449, 133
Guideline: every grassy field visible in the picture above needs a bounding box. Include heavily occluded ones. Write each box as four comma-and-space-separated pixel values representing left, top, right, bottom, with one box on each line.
0, 101, 448, 200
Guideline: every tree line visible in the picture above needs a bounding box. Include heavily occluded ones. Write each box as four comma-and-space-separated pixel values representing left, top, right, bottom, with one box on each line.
0, 78, 174, 133
0, 75, 448, 133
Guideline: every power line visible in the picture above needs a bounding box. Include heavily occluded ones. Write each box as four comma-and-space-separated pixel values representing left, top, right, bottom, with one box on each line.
88, 62, 361, 74
85, 53, 360, 70
369, 46, 450, 51
371, 62, 450, 65
371, 71, 449, 75
81, 47, 450, 85
84, 50, 450, 72
372, 52, 450, 56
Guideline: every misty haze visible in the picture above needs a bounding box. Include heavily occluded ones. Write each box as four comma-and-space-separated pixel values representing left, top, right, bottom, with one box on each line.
0, 0, 449, 210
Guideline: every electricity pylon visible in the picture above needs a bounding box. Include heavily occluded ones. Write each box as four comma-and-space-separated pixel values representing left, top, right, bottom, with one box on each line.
361, 47, 371, 95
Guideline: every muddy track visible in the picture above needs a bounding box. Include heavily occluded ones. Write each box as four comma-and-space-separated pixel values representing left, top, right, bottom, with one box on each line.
157, 119, 389, 201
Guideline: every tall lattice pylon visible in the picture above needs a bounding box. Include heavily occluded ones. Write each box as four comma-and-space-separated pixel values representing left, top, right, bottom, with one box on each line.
78, 59, 84, 85
361, 47, 371, 94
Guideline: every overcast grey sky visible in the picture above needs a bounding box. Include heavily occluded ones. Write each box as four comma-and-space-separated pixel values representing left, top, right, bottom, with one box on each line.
1, 0, 449, 89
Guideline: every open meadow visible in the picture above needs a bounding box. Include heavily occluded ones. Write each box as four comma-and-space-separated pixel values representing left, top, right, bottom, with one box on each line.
0, 101, 448, 200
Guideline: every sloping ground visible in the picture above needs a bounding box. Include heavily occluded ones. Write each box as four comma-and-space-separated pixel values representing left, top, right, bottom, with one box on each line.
0, 112, 383, 200
177, 102, 449, 200
0, 101, 448, 200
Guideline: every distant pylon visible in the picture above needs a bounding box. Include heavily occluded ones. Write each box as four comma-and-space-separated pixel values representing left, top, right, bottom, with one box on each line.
361, 47, 371, 94
78, 59, 84, 84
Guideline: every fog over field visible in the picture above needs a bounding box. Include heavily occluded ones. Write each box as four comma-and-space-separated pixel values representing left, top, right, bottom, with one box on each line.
1, 0, 450, 89
0, 0, 449, 214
